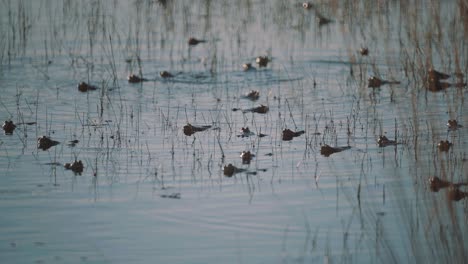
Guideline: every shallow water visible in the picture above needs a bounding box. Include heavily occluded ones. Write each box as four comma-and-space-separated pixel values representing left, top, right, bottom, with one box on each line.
1, 0, 468, 263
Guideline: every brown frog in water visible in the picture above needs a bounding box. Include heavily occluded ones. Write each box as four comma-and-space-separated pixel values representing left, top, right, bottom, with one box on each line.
320, 144, 351, 157
242, 90, 260, 101
246, 105, 269, 114
238, 127, 255, 138
2, 120, 16, 135
427, 79, 451, 92
241, 127, 251, 134
127, 74, 148, 83
428, 68, 450, 82
282, 129, 305, 141
377, 135, 397, 147
188, 37, 206, 46
64, 160, 84, 174
447, 119, 462, 130
183, 123, 212, 136
429, 176, 468, 201
302, 2, 313, 9
448, 186, 468, 201
429, 176, 447, 192
368, 76, 400, 88
223, 164, 237, 177
160, 71, 174, 78
256, 56, 270, 67
437, 140, 452, 151
223, 163, 246, 177
240, 151, 254, 164
429, 176, 455, 192
426, 68, 454, 92
359, 47, 369, 56
316, 12, 333, 26
242, 63, 256, 72
78, 82, 98, 92
37, 136, 60, 150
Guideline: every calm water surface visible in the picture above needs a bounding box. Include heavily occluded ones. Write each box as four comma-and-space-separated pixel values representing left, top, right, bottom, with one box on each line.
1, 1, 467, 263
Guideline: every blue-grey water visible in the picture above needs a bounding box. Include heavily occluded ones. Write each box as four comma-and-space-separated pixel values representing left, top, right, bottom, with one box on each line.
1, 1, 467, 263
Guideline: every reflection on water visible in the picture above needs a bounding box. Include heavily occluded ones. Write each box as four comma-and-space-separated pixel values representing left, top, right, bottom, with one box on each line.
1, 0, 467, 263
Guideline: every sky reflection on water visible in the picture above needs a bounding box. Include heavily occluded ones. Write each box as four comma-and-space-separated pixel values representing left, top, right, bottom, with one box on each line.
1, 0, 468, 263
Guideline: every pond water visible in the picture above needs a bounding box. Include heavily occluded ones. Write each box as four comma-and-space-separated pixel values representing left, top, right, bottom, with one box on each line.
1, 0, 467, 263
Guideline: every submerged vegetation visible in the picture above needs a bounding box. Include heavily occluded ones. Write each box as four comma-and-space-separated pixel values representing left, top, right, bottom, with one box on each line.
0, 0, 467, 263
